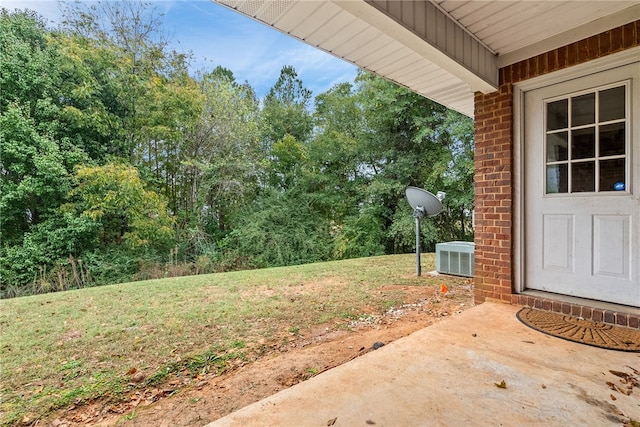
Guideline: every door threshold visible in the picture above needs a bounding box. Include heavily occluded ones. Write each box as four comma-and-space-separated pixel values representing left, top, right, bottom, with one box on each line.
515, 290, 640, 329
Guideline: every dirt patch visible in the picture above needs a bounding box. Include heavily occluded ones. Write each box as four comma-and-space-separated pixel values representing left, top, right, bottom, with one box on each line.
47, 279, 474, 427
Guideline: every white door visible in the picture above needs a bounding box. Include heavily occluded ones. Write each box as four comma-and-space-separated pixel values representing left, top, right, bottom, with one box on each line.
524, 62, 640, 307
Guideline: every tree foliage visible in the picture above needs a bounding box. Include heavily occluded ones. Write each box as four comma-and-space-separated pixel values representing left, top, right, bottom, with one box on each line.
0, 5, 474, 297
68, 163, 175, 253
0, 9, 88, 244
261, 65, 313, 147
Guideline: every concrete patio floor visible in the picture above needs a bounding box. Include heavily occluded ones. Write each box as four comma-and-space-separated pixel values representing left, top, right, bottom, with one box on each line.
207, 302, 640, 427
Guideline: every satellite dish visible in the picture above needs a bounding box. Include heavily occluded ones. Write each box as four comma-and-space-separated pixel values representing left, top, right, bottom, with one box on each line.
405, 186, 445, 276
405, 186, 443, 217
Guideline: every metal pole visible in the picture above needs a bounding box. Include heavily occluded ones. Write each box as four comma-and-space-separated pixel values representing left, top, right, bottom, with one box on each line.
415, 216, 421, 276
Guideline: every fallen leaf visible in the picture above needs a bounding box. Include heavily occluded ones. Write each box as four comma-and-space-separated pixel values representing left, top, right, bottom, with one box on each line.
327, 417, 337, 426
610, 394, 617, 400
440, 283, 448, 294
366, 420, 376, 425
616, 385, 632, 396
494, 380, 507, 389
610, 370, 630, 379
126, 367, 137, 376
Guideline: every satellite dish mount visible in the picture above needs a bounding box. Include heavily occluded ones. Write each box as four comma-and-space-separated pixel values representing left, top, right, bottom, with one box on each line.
405, 187, 445, 276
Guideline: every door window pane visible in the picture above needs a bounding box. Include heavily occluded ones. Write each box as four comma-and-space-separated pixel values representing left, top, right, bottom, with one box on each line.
571, 127, 595, 159
547, 99, 568, 131
572, 162, 595, 192
547, 132, 568, 162
572, 93, 595, 126
599, 123, 625, 157
546, 164, 568, 193
599, 86, 625, 122
543, 83, 627, 195
599, 158, 625, 192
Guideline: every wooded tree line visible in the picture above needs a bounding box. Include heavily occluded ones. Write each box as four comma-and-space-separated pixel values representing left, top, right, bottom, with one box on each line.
0, 3, 474, 298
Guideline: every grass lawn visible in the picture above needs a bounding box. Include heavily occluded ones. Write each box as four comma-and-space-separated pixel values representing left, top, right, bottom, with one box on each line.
0, 253, 469, 425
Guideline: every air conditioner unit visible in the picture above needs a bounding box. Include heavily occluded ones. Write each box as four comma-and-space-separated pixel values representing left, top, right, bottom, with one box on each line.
436, 241, 475, 277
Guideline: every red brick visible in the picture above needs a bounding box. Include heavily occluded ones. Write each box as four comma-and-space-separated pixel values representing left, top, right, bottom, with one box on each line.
510, 63, 520, 83
546, 50, 558, 72
557, 46, 567, 68
577, 38, 589, 61
604, 311, 615, 324
499, 67, 510, 85
615, 314, 628, 327
587, 34, 599, 56
592, 309, 604, 322
610, 27, 623, 52
599, 30, 612, 54
494, 123, 510, 132
622, 22, 636, 48
567, 42, 578, 66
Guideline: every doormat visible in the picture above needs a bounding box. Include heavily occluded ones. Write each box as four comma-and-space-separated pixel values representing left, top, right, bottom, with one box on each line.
516, 307, 640, 352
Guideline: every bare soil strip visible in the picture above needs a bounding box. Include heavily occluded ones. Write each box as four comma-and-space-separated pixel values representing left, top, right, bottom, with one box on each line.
47, 282, 473, 427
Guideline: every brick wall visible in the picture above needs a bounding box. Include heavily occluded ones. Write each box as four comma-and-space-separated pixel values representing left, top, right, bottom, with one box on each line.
473, 85, 513, 304
500, 20, 639, 86
473, 21, 640, 309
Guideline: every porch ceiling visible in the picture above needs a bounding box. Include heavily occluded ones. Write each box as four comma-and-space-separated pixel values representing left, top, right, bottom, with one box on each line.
213, 0, 639, 117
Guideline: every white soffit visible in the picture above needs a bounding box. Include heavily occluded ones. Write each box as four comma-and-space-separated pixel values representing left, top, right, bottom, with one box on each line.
212, 0, 640, 118
436, 1, 640, 67
214, 0, 490, 117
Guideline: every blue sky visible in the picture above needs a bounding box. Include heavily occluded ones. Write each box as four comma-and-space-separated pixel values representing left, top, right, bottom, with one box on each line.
2, 0, 360, 99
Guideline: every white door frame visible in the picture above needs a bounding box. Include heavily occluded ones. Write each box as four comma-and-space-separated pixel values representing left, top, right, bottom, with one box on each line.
512, 46, 640, 296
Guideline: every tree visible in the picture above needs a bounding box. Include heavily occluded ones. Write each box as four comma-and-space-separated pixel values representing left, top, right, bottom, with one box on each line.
68, 163, 175, 255
310, 71, 474, 256
261, 65, 313, 148
0, 108, 72, 243
179, 68, 260, 254
307, 82, 366, 220
267, 134, 307, 191
0, 7, 475, 294
0, 9, 88, 244
222, 189, 333, 268
52, 32, 129, 160
60, 0, 198, 170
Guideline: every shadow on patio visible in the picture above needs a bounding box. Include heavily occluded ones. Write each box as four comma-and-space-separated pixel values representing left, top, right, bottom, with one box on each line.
207, 302, 639, 426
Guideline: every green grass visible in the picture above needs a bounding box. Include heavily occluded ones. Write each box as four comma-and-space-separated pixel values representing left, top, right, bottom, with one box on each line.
0, 254, 467, 425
